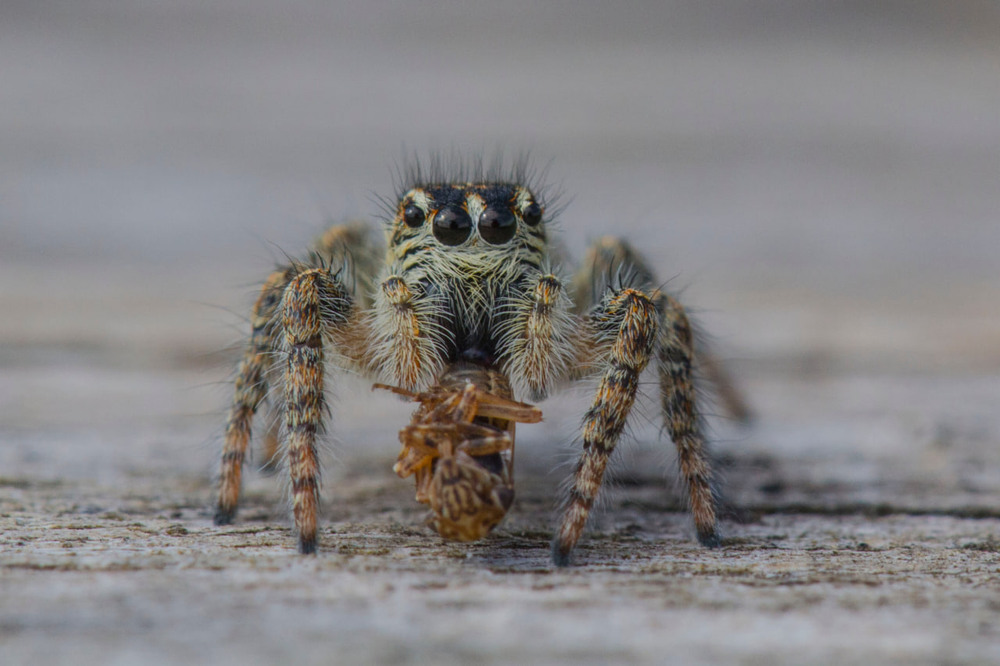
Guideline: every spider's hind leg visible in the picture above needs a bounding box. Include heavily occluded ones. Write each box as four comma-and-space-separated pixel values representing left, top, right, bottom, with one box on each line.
216, 267, 292, 525
569, 236, 656, 316
311, 222, 381, 307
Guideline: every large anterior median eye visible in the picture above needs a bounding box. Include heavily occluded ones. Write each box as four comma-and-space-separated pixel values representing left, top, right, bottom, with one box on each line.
432, 206, 473, 245
478, 206, 516, 245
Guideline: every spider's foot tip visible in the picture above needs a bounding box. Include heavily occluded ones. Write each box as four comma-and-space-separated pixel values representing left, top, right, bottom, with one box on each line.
213, 509, 235, 526
697, 528, 722, 549
298, 537, 318, 555
550, 540, 572, 567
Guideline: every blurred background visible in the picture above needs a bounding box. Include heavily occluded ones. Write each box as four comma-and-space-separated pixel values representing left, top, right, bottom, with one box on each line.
3, 0, 999, 364
3, 0, 999, 450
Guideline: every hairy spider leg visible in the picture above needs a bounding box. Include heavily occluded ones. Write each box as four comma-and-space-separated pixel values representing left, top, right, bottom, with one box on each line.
280, 267, 356, 553
216, 267, 291, 524
656, 292, 719, 547
553, 287, 659, 565
216, 223, 379, 552
552, 237, 720, 565
574, 236, 750, 422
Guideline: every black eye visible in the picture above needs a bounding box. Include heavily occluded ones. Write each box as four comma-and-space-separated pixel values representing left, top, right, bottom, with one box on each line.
478, 206, 517, 245
403, 204, 425, 227
432, 206, 473, 246
522, 202, 542, 226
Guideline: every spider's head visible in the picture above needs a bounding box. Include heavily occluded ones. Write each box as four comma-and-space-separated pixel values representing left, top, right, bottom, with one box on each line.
387, 182, 547, 266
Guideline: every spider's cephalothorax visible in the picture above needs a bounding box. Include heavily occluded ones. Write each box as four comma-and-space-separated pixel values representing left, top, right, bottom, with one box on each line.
369, 180, 575, 399
215, 161, 737, 565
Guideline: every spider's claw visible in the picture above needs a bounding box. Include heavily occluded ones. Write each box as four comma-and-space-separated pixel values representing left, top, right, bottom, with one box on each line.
298, 535, 318, 555
551, 538, 573, 567
697, 527, 722, 549
213, 507, 235, 526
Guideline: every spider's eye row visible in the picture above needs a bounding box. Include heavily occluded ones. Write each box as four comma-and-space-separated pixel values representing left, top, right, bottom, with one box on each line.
478, 206, 517, 245
433, 206, 473, 246
402, 204, 425, 228
522, 202, 542, 226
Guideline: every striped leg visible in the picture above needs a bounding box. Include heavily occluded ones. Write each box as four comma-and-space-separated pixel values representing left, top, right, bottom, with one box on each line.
280, 267, 354, 554
216, 222, 379, 551
552, 288, 658, 566
656, 293, 719, 547
215, 268, 290, 525
554, 236, 723, 565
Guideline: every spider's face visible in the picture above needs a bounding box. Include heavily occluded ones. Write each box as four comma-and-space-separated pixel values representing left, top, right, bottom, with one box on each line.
388, 183, 545, 267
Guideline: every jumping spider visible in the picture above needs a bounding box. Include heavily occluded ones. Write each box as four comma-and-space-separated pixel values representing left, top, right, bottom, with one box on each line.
215, 158, 739, 565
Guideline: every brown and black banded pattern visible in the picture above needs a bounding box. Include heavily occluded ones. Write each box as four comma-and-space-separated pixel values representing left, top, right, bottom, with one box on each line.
553, 287, 659, 565
215, 233, 365, 553
280, 268, 352, 553
655, 292, 718, 547
216, 267, 291, 525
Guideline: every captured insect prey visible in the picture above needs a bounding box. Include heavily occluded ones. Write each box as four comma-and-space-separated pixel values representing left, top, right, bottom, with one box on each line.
214, 156, 746, 565
375, 362, 542, 542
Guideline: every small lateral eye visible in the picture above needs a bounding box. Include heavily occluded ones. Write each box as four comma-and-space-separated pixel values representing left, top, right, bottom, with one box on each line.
403, 204, 425, 227
522, 202, 542, 226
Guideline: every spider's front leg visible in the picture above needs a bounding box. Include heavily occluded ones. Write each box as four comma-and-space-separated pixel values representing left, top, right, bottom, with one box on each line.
216, 223, 380, 553
279, 267, 356, 553
552, 283, 719, 566
552, 287, 659, 565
